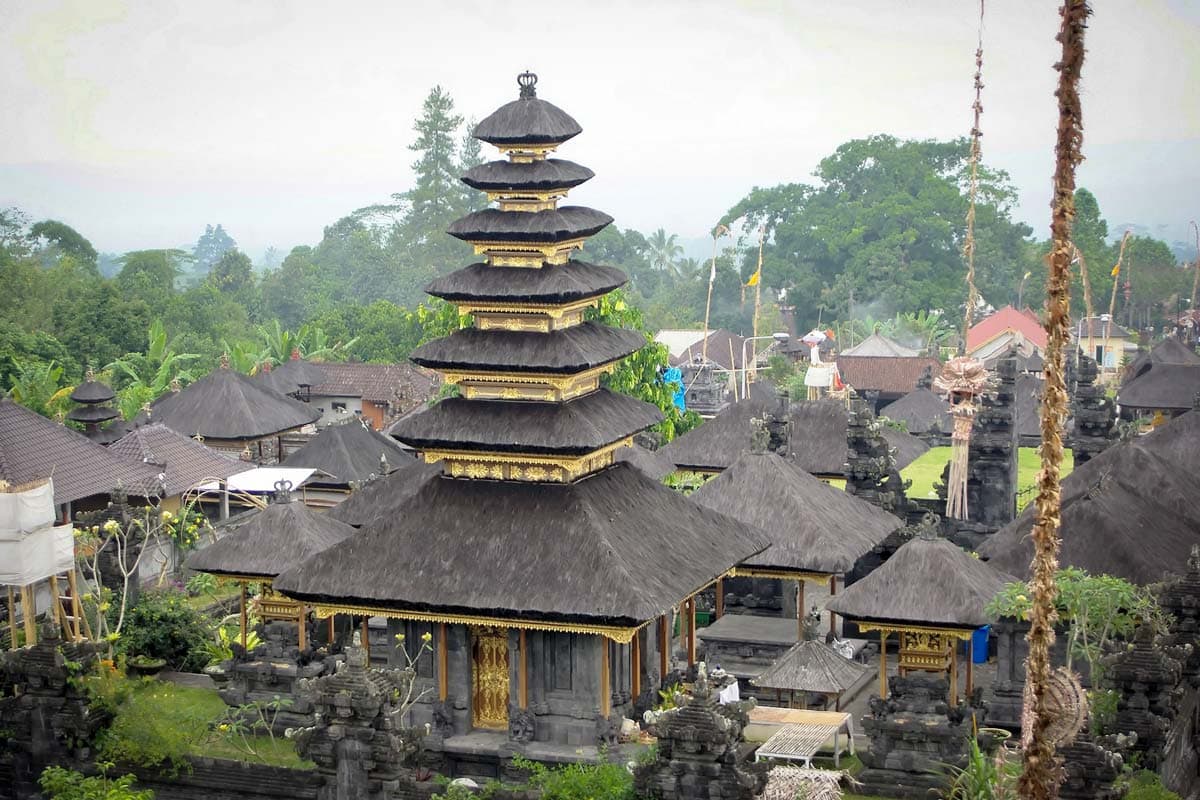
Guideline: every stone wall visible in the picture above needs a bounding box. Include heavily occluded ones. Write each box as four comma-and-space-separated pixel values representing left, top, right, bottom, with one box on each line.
126, 757, 322, 800
965, 352, 1019, 534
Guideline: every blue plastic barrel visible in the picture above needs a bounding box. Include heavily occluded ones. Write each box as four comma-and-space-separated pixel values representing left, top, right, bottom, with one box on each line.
972, 625, 990, 663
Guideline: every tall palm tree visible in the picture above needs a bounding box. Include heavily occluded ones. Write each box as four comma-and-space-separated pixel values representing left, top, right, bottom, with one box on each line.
676, 257, 703, 284
647, 228, 684, 278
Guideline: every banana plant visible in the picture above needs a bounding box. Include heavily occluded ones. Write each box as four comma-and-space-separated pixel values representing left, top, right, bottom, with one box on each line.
7, 359, 73, 418
106, 320, 199, 420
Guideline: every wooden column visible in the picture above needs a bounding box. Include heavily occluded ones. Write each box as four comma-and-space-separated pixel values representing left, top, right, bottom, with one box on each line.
630, 630, 641, 700
7, 587, 17, 650
715, 578, 725, 619
20, 585, 36, 646
658, 615, 669, 680
796, 580, 805, 639
600, 636, 611, 717
327, 614, 335, 644
361, 617, 371, 661
949, 640, 958, 706
518, 629, 528, 709
828, 575, 837, 635
686, 596, 696, 668
297, 606, 307, 650
878, 631, 888, 698
239, 583, 248, 648
965, 639, 974, 696
437, 623, 449, 701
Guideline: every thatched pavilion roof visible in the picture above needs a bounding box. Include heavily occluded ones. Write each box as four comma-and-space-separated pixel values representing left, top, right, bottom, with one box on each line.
281, 419, 414, 485
1124, 336, 1200, 382
185, 490, 356, 580
447, 207, 612, 244
472, 82, 582, 146
880, 425, 930, 469
426, 261, 626, 306
69, 376, 115, 404
1118, 364, 1200, 413
614, 443, 675, 481
751, 640, 869, 694
324, 458, 441, 528
151, 366, 319, 440
274, 462, 769, 628
881, 389, 951, 435
690, 452, 902, 575
409, 323, 645, 374
461, 159, 593, 192
827, 532, 1013, 630
979, 411, 1200, 585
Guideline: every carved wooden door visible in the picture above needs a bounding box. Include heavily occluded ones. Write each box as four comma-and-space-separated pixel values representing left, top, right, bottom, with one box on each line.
471, 627, 510, 729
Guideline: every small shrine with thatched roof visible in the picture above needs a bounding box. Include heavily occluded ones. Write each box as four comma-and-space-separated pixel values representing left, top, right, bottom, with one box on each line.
280, 418, 414, 505
751, 640, 869, 711
65, 369, 120, 438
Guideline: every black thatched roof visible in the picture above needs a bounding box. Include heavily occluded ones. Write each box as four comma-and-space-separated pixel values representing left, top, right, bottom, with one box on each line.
274, 358, 330, 386
0, 399, 161, 505
281, 420, 414, 484
410, 323, 645, 374
690, 453, 902, 575
1118, 363, 1200, 412
614, 443, 675, 481
473, 84, 582, 146
150, 366, 319, 440
880, 388, 951, 435
461, 159, 594, 192
426, 261, 627, 305
186, 494, 356, 580
274, 462, 769, 627
1127, 336, 1200, 377
390, 390, 661, 455
658, 396, 850, 475
880, 425, 930, 470
66, 404, 120, 424
979, 414, 1200, 585
108, 423, 243, 497
325, 459, 442, 528
447, 207, 612, 244
827, 533, 1013, 629
751, 640, 869, 694
253, 367, 301, 397
70, 378, 115, 404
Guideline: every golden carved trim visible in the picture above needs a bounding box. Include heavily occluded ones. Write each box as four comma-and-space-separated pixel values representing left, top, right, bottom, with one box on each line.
498, 144, 558, 161
854, 621, 975, 641
469, 239, 586, 267
308, 603, 642, 644
422, 438, 630, 482
213, 574, 273, 587
729, 567, 836, 583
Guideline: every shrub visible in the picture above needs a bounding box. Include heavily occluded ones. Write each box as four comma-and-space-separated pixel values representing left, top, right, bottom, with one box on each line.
39, 764, 153, 800
97, 680, 206, 773
116, 588, 213, 672
1119, 770, 1182, 800
511, 755, 634, 800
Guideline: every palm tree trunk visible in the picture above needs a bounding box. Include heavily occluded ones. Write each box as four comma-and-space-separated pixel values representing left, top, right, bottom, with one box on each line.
1019, 2, 1089, 798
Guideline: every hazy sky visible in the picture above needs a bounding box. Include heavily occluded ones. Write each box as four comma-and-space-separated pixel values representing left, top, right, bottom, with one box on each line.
2, 0, 1198, 260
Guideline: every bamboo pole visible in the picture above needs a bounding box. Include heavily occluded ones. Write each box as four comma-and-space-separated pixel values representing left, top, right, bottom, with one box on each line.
961, 0, 986, 346
20, 585, 36, 646
328, 615, 335, 645
1021, 4, 1089, 797
68, 571, 89, 640
750, 225, 766, 385
1102, 231, 1131, 371
1190, 221, 1200, 313
48, 576, 62, 632
702, 226, 728, 362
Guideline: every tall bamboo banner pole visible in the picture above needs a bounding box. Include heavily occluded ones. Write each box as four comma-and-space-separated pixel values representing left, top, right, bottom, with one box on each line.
1019, 2, 1089, 798
1103, 231, 1131, 369
702, 225, 729, 362
961, 0, 985, 351
1189, 221, 1199, 314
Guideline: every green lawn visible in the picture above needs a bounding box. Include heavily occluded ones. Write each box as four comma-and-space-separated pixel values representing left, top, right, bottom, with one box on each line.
902, 446, 1074, 511
99, 677, 313, 771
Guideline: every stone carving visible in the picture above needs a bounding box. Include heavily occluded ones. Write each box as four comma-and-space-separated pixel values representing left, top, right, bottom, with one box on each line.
844, 397, 904, 512
857, 674, 984, 798
1101, 622, 1187, 771
635, 664, 767, 800
1071, 354, 1115, 465
965, 351, 1018, 529
509, 706, 535, 743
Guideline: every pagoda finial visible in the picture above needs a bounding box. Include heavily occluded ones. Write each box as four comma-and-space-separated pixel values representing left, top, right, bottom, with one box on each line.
518, 71, 537, 99
85, 366, 95, 383
272, 479, 294, 503
290, 348, 302, 361
220, 352, 230, 369
169, 376, 181, 393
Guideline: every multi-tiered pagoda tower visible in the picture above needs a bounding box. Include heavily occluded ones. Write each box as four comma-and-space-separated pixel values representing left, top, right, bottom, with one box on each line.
273, 75, 764, 764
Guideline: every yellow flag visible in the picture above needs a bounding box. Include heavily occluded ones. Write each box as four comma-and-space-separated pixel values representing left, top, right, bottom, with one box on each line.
746, 270, 761, 287
1111, 263, 1120, 277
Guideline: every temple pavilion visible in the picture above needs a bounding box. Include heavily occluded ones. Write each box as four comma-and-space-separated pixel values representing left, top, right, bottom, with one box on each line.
281, 418, 414, 505
65, 369, 120, 439
273, 74, 765, 761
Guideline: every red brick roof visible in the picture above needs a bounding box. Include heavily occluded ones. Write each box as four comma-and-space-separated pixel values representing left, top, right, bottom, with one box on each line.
309, 363, 439, 411
836, 356, 942, 395
967, 306, 1047, 352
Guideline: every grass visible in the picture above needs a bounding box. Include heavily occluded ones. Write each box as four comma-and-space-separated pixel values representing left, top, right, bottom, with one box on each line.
100, 677, 314, 770
184, 584, 242, 612
901, 446, 1074, 511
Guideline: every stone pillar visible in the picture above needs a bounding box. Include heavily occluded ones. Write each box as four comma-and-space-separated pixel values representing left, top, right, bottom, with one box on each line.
294, 637, 424, 800
1101, 623, 1186, 771
966, 351, 1018, 530
634, 666, 767, 800
844, 398, 894, 509
857, 674, 985, 798
1071, 354, 1115, 465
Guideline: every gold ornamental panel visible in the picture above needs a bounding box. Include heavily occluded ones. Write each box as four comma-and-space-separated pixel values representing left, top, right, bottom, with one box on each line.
471, 626, 510, 729
441, 364, 614, 402
423, 439, 628, 483
898, 629, 952, 672
473, 239, 586, 267
497, 144, 557, 162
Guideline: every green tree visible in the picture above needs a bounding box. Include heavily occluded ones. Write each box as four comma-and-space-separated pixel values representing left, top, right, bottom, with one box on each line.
107, 320, 200, 419
6, 359, 73, 418
192, 223, 237, 274
116, 250, 187, 309
208, 248, 253, 293
646, 228, 684, 278
457, 117, 487, 213
28, 219, 98, 265
405, 86, 465, 232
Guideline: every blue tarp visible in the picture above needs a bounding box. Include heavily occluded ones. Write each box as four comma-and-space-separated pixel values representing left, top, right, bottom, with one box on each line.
662, 366, 685, 411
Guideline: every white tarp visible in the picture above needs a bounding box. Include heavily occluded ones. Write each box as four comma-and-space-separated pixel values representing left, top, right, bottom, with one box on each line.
0, 480, 56, 535
0, 480, 74, 585
197, 467, 320, 494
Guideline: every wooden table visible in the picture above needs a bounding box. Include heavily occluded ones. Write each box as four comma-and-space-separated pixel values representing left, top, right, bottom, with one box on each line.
750, 707, 856, 767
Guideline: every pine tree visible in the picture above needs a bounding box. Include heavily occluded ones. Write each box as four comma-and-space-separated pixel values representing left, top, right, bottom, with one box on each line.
405, 86, 464, 240
192, 224, 237, 274
456, 118, 487, 214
